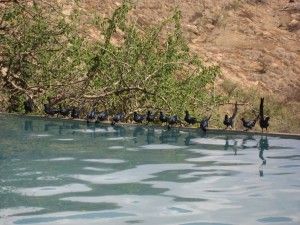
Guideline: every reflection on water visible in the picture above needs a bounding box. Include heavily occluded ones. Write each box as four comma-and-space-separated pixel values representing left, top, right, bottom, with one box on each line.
259, 136, 268, 177
24, 121, 33, 131
223, 136, 238, 155
0, 114, 300, 225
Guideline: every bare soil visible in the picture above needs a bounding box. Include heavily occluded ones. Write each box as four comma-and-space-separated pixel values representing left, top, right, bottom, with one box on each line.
70, 0, 300, 102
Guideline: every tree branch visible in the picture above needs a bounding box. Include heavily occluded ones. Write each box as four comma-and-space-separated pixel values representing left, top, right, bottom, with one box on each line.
83, 86, 155, 100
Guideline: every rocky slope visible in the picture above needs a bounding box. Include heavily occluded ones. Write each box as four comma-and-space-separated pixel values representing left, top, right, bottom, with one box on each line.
74, 0, 300, 101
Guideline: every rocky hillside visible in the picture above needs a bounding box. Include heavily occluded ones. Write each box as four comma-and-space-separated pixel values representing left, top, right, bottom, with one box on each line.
72, 0, 300, 101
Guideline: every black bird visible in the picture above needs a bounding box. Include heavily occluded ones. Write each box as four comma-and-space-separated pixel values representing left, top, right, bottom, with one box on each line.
241, 114, 259, 131
224, 101, 238, 129
24, 97, 33, 114
96, 111, 108, 123
87, 109, 96, 123
184, 110, 197, 125
159, 111, 169, 125
133, 112, 145, 123
59, 104, 71, 117
146, 110, 157, 124
200, 115, 211, 132
111, 114, 124, 126
168, 115, 178, 129
259, 97, 270, 132
44, 104, 60, 116
71, 107, 80, 119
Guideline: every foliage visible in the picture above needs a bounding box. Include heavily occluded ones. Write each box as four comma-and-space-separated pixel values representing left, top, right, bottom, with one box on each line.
0, 0, 222, 119
219, 80, 300, 133
0, 0, 89, 111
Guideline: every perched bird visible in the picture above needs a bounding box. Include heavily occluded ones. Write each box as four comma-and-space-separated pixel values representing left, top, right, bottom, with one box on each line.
260, 116, 270, 132
159, 111, 169, 125
59, 104, 71, 117
44, 104, 60, 116
23, 97, 33, 114
87, 109, 96, 123
95, 111, 108, 123
168, 115, 178, 129
241, 115, 259, 131
71, 107, 80, 119
224, 101, 238, 129
200, 115, 211, 132
259, 97, 270, 132
133, 112, 145, 123
184, 110, 197, 125
111, 114, 124, 126
146, 110, 157, 124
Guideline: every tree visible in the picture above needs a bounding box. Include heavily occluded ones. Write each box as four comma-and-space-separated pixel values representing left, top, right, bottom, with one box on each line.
0, 0, 222, 119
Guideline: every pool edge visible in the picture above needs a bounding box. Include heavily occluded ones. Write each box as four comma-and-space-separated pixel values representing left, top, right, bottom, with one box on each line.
1, 112, 300, 138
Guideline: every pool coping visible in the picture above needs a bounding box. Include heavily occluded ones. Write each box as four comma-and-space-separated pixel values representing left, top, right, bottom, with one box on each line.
1, 112, 300, 138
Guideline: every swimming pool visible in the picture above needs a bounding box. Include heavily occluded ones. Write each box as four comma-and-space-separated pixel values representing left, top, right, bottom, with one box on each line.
0, 114, 300, 225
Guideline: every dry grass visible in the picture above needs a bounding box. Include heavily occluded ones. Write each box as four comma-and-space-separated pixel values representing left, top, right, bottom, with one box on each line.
217, 80, 300, 133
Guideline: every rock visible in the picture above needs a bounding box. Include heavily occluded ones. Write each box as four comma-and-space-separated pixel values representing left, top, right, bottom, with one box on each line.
288, 19, 300, 31
205, 23, 215, 30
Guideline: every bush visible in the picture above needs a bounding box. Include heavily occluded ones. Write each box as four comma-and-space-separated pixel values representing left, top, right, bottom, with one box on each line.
0, 0, 222, 118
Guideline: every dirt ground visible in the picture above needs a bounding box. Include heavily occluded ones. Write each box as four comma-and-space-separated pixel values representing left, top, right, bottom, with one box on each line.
75, 0, 300, 101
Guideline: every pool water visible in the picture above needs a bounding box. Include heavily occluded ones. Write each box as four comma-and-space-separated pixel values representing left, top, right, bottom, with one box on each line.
0, 114, 300, 225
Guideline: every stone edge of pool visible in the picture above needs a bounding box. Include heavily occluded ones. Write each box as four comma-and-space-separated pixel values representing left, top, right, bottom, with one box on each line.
1, 112, 300, 138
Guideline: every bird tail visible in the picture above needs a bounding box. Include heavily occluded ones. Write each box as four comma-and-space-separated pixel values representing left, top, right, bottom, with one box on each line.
260, 97, 264, 119
232, 101, 238, 119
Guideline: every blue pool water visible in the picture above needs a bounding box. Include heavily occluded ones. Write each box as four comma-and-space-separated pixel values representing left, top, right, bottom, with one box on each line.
0, 114, 300, 225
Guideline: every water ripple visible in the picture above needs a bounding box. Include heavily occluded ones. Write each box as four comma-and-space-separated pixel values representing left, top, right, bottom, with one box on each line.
14, 183, 92, 196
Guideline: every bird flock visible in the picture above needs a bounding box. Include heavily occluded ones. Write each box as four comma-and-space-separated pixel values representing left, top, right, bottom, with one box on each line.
23, 97, 270, 132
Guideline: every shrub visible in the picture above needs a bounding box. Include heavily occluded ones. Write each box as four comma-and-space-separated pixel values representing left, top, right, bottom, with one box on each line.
0, 0, 222, 118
